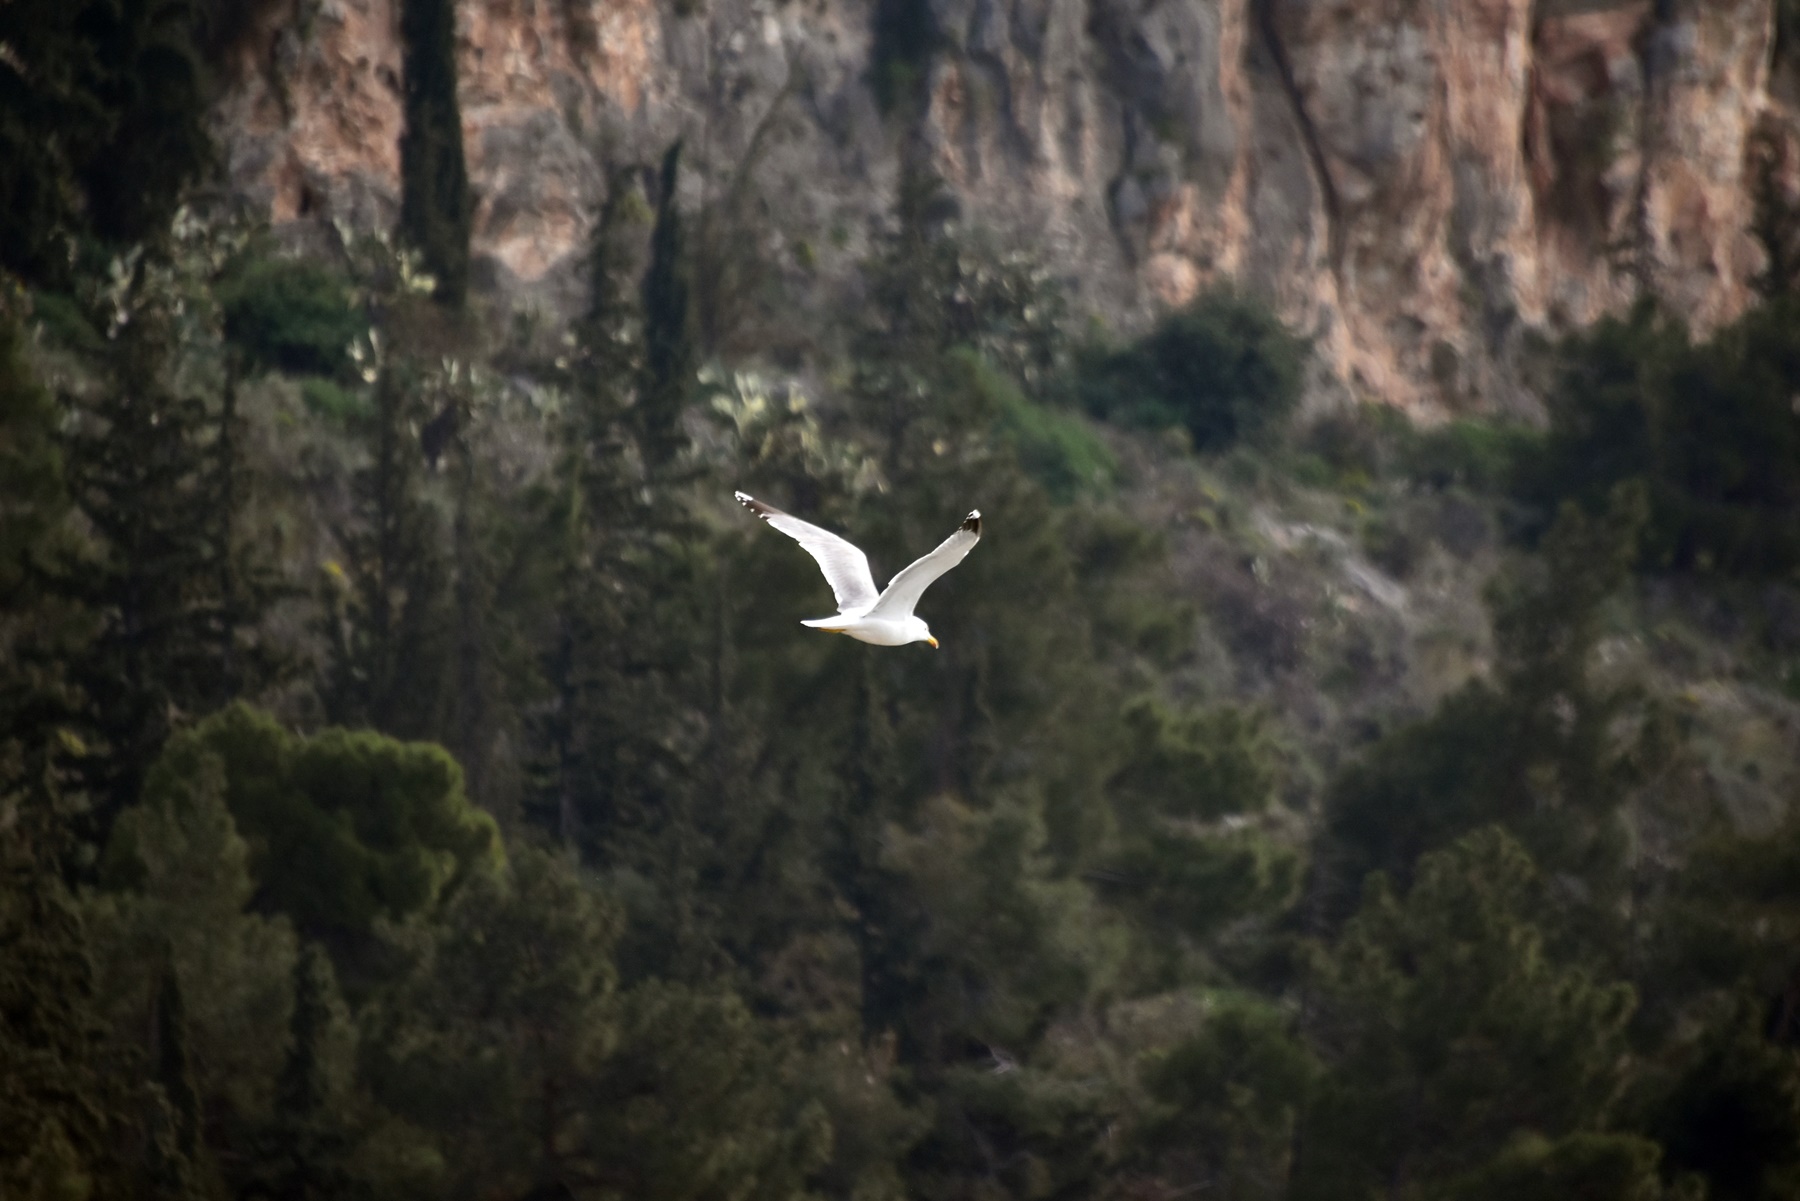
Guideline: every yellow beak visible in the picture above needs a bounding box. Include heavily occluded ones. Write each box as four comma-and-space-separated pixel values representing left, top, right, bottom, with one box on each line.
927, 637, 939, 649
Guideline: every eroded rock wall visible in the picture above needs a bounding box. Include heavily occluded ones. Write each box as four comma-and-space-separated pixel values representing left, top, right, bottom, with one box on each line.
214, 0, 1797, 413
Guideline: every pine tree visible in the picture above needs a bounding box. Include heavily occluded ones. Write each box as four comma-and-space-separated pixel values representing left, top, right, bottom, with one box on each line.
434, 363, 511, 810
0, 293, 64, 597
128, 703, 500, 949
0, 294, 87, 861
0, 793, 137, 1199
83, 726, 299, 1178
397, 0, 472, 306
0, 0, 213, 281
1291, 829, 1638, 1200
321, 359, 451, 739
0, 0, 109, 279
363, 847, 622, 1194
55, 252, 256, 832
1137, 999, 1317, 1201
574, 165, 643, 426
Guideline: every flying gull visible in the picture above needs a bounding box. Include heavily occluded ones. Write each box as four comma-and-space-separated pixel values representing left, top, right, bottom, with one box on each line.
735, 491, 981, 648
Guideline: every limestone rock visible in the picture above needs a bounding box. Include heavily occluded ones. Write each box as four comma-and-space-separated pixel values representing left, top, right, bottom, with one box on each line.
213, 0, 1795, 414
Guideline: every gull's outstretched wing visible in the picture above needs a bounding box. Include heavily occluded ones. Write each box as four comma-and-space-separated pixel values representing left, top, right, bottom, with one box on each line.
866, 510, 981, 621
736, 491, 879, 614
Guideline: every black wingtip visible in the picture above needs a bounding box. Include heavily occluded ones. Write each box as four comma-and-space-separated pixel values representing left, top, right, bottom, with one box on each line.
962, 510, 981, 534
735, 491, 779, 521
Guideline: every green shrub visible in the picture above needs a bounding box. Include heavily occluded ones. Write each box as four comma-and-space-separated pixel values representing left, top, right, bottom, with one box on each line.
1520, 301, 1666, 523
992, 388, 1114, 502
1647, 302, 1800, 572
1078, 288, 1308, 453
28, 290, 106, 354
1361, 512, 1424, 578
1108, 697, 1277, 824
300, 376, 369, 424
1529, 297, 1800, 575
1296, 404, 1410, 481
1001, 401, 1117, 502
217, 251, 362, 377
1401, 419, 1537, 493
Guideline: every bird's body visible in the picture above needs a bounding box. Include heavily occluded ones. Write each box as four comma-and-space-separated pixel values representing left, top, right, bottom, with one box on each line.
799, 612, 931, 646
735, 491, 981, 648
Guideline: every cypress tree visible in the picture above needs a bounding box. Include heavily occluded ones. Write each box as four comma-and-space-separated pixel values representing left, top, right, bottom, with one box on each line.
153, 963, 202, 1167
638, 141, 693, 466
398, 0, 472, 307
244, 943, 365, 1201
147, 958, 210, 1199
277, 945, 332, 1120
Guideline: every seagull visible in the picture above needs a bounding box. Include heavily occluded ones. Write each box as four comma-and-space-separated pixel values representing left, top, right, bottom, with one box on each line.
735, 491, 981, 648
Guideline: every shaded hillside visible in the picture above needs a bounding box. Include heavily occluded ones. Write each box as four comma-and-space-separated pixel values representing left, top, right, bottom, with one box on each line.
6, 173, 1800, 1195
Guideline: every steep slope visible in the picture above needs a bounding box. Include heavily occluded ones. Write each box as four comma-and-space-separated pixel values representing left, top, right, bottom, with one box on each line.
214, 0, 1798, 411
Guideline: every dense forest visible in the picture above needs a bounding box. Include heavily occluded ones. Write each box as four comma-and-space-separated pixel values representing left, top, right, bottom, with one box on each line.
8, 3, 1800, 1200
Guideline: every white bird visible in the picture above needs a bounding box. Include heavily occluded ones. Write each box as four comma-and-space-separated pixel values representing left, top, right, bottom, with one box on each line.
735, 491, 981, 648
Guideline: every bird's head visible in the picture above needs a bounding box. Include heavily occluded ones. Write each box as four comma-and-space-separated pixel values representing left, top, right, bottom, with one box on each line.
909, 617, 938, 649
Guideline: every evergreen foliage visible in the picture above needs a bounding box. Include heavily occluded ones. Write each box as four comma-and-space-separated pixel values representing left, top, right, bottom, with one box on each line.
365, 846, 621, 1193
1138, 998, 1317, 1200
1529, 297, 1800, 575
861, 181, 1067, 382
1079, 288, 1308, 451
151, 964, 204, 1186
134, 704, 500, 944
320, 354, 452, 738
50, 235, 279, 829
639, 141, 695, 467
7, 154, 1800, 1201
86, 739, 299, 1140
74, 0, 214, 249
0, 800, 138, 1200
1325, 488, 1650, 909
1293, 829, 1638, 1200
870, 0, 939, 113
397, 0, 471, 307
216, 251, 362, 378
0, 0, 214, 281
0, 297, 84, 833
243, 944, 368, 1201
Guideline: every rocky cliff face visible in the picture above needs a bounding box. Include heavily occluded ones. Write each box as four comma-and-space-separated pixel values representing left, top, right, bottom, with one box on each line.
214, 0, 1799, 413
